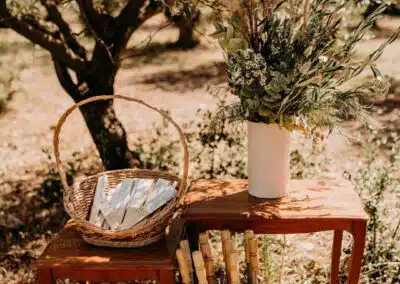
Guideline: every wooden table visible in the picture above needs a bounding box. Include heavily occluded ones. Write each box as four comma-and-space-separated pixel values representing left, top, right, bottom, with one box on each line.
35, 220, 183, 284
183, 179, 368, 284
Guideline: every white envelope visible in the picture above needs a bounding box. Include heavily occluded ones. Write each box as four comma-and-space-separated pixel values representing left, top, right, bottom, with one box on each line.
118, 179, 177, 230
89, 175, 109, 226
101, 179, 135, 229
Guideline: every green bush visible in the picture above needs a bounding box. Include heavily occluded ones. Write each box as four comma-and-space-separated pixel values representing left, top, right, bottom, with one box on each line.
346, 130, 400, 283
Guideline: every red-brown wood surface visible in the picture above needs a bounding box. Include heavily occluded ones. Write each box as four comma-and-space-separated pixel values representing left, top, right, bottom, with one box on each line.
183, 179, 368, 284
184, 179, 368, 223
35, 220, 182, 283
36, 221, 179, 269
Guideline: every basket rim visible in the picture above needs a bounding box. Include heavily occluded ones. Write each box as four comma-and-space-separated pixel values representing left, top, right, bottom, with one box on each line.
53, 94, 189, 200
71, 168, 181, 185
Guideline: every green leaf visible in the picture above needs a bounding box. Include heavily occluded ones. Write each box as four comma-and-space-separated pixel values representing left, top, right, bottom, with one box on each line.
240, 87, 253, 98
299, 62, 312, 74
226, 25, 234, 40
209, 31, 226, 39
258, 105, 274, 118
304, 46, 314, 58
265, 88, 281, 100
281, 95, 290, 107
342, 68, 352, 81
219, 39, 230, 50
370, 63, 387, 86
261, 99, 281, 109
228, 38, 245, 53
262, 95, 279, 104
213, 23, 225, 31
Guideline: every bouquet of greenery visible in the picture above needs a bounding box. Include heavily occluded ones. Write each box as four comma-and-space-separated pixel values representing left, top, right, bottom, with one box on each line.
175, 0, 399, 140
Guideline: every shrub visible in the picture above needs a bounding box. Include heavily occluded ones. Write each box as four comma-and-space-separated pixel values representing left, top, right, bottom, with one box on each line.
346, 130, 400, 283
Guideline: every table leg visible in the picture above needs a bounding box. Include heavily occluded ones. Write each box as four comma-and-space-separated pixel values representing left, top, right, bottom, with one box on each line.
159, 270, 176, 284
186, 221, 200, 252
348, 221, 367, 284
37, 268, 53, 284
331, 230, 343, 284
186, 221, 200, 284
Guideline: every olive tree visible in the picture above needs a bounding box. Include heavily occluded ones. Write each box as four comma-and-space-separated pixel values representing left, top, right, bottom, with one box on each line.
0, 0, 195, 170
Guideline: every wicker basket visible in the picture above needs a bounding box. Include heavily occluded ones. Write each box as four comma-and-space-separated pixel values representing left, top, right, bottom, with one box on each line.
53, 95, 189, 248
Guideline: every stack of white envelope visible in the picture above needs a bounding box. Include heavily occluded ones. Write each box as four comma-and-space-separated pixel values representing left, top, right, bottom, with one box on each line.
88, 175, 178, 231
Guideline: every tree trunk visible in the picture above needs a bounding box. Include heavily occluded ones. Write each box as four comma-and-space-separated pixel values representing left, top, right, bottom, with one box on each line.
176, 15, 198, 48
79, 99, 140, 170
165, 6, 200, 49
53, 58, 141, 171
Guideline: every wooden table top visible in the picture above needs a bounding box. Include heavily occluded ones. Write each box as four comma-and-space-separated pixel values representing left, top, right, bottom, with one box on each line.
36, 220, 182, 269
183, 179, 368, 221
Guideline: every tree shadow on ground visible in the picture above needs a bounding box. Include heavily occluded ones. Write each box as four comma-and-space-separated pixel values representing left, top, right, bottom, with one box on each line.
0, 175, 68, 278
371, 97, 400, 114
0, 152, 101, 277
0, 173, 69, 252
354, 97, 400, 148
373, 101, 400, 143
135, 61, 227, 93
122, 41, 205, 69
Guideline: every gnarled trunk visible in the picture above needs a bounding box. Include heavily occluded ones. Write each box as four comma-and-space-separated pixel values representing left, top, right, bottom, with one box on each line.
53, 58, 141, 171
165, 5, 200, 48
80, 99, 139, 170
176, 14, 198, 48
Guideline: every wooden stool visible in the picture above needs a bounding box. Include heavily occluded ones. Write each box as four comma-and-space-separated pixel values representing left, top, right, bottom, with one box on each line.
183, 179, 368, 284
35, 220, 183, 283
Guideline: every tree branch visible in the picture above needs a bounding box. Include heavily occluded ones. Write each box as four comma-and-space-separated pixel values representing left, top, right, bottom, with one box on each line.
12, 20, 87, 72
41, 0, 88, 61
21, 14, 60, 38
0, 1, 87, 73
0, 0, 11, 27
75, 0, 103, 36
76, 0, 115, 66
53, 59, 84, 102
116, 0, 165, 29
113, 0, 164, 61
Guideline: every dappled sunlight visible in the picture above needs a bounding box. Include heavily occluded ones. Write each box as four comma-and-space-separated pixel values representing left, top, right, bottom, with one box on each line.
0, 1, 399, 283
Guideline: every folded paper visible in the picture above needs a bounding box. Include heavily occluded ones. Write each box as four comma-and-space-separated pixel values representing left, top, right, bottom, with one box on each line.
88, 176, 177, 231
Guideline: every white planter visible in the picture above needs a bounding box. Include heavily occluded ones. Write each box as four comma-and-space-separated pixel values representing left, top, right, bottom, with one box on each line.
247, 122, 291, 198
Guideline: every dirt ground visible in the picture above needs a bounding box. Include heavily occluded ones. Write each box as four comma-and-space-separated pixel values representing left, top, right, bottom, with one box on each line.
0, 14, 399, 284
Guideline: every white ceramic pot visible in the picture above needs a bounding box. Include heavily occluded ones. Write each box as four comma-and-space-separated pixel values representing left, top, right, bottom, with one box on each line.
247, 121, 291, 198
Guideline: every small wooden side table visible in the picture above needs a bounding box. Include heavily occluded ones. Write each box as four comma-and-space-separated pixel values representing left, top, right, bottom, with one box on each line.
35, 220, 183, 284
183, 179, 368, 284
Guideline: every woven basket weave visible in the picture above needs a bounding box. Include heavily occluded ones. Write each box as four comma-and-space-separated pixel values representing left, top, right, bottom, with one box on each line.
53, 95, 189, 248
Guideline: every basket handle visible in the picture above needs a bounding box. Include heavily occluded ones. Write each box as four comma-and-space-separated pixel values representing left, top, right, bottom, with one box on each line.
53, 94, 189, 194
